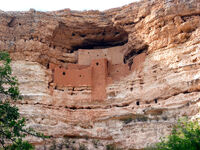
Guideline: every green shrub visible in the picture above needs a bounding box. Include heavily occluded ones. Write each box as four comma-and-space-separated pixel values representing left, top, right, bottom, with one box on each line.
106, 144, 121, 150
122, 117, 133, 124
0, 51, 46, 149
79, 144, 87, 150
92, 139, 99, 148
147, 118, 200, 150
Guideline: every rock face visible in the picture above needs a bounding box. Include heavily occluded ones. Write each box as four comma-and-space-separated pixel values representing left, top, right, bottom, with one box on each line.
0, 0, 200, 149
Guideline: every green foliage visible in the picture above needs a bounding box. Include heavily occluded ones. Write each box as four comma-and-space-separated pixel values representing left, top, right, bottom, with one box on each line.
5, 139, 34, 150
121, 117, 133, 124
0, 52, 21, 101
146, 118, 200, 150
92, 139, 99, 148
0, 51, 46, 149
121, 115, 148, 124
106, 144, 121, 150
49, 140, 56, 150
79, 144, 87, 150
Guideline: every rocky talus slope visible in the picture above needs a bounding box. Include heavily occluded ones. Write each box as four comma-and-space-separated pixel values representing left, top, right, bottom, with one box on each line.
0, 0, 200, 149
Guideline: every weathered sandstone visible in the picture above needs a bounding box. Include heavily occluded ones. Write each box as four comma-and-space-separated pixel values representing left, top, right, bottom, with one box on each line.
0, 0, 200, 149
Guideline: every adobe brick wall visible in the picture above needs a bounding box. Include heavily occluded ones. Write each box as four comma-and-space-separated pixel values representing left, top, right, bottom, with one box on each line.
50, 59, 108, 101
50, 51, 146, 101
107, 46, 125, 65
52, 65, 92, 87
108, 63, 130, 81
78, 45, 125, 65
67, 63, 89, 69
131, 53, 146, 71
91, 59, 108, 101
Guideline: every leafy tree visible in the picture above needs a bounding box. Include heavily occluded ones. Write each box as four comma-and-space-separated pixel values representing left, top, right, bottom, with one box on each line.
0, 52, 45, 149
146, 118, 200, 150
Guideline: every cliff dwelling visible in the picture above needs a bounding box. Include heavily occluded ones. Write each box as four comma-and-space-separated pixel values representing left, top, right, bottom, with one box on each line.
49, 45, 146, 101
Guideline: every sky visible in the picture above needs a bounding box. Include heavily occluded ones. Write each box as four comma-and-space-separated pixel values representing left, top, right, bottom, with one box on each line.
0, 0, 139, 11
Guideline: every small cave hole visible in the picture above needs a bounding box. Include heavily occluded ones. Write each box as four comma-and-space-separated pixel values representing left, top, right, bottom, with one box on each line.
136, 101, 140, 106
53, 45, 56, 49
145, 101, 150, 104
183, 91, 189, 94
63, 72, 66, 76
29, 36, 34, 40
59, 60, 65, 63
86, 107, 91, 109
88, 52, 90, 54
59, 66, 62, 68
7, 17, 16, 27
130, 87, 133, 91
80, 34, 86, 37
72, 33, 75, 36
97, 54, 99, 57
154, 99, 158, 104
123, 58, 126, 64
96, 62, 99, 66
79, 75, 82, 77
19, 23, 21, 26
70, 106, 76, 109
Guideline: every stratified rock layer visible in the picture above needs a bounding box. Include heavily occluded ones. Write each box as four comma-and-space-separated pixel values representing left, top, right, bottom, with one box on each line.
0, 0, 200, 149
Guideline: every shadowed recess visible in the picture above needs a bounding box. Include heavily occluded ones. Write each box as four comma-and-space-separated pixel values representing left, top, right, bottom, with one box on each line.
51, 22, 128, 50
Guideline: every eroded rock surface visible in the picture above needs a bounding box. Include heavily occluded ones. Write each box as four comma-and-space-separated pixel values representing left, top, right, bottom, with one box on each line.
0, 0, 200, 149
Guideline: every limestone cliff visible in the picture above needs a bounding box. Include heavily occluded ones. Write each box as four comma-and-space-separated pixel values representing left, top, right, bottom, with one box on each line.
0, 0, 200, 149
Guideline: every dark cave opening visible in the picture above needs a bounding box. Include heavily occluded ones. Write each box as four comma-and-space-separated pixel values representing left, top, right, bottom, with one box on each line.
123, 45, 149, 64
51, 21, 129, 51
71, 38, 128, 50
